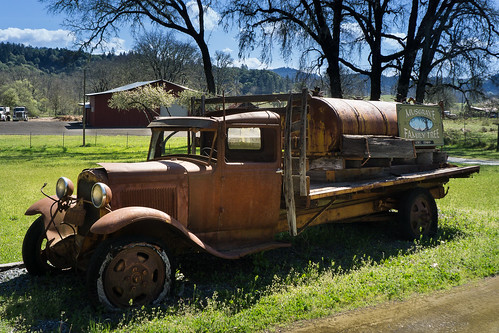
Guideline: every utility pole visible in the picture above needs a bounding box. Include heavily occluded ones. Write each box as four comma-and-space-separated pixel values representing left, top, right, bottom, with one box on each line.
83, 67, 86, 146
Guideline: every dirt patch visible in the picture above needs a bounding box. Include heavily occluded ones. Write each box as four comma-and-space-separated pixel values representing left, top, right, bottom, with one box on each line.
284, 276, 499, 332
29, 116, 82, 122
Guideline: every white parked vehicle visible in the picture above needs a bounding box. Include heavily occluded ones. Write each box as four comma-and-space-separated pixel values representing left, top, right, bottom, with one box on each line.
0, 106, 10, 121
13, 106, 28, 121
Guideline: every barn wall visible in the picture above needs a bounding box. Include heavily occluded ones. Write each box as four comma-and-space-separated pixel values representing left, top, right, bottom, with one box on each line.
87, 81, 188, 127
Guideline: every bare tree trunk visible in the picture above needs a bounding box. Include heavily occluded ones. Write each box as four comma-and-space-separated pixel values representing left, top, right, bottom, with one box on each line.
396, 0, 420, 101
195, 36, 216, 95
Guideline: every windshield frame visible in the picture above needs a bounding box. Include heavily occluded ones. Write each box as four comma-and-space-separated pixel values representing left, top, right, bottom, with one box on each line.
147, 127, 219, 165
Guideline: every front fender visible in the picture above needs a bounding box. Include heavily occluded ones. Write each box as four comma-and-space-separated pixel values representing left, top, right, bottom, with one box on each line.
26, 195, 60, 218
25, 195, 75, 243
90, 206, 238, 259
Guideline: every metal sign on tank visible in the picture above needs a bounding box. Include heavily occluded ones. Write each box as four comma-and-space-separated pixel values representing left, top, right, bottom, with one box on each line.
396, 104, 444, 146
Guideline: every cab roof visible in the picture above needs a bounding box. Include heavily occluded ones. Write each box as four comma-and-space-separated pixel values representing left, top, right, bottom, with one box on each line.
148, 111, 280, 129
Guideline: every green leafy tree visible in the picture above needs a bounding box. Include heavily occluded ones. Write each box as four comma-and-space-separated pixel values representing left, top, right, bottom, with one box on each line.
0, 80, 39, 116
0, 87, 20, 107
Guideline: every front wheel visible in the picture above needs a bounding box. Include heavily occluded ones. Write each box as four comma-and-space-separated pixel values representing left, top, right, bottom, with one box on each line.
22, 217, 57, 275
86, 237, 173, 310
398, 188, 438, 239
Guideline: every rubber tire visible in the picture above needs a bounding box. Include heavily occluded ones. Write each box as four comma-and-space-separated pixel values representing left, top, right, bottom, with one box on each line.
86, 237, 173, 310
398, 188, 438, 240
22, 216, 57, 275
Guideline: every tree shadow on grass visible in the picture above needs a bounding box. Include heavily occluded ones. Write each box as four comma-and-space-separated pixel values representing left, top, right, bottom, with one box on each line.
0, 221, 463, 332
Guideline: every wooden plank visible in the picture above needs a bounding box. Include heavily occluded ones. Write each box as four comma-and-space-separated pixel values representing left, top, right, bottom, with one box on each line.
309, 157, 345, 170
299, 88, 308, 196
308, 165, 480, 200
293, 175, 310, 194
342, 135, 416, 159
283, 94, 297, 236
308, 167, 385, 182
292, 157, 309, 174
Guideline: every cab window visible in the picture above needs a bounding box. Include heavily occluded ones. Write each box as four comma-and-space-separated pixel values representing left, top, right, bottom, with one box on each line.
225, 127, 277, 163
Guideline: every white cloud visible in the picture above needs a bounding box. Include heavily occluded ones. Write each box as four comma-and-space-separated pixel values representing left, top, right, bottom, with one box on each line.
187, 1, 220, 31
0, 27, 75, 48
0, 27, 129, 53
234, 57, 268, 70
91, 37, 128, 54
341, 22, 363, 40
222, 47, 233, 53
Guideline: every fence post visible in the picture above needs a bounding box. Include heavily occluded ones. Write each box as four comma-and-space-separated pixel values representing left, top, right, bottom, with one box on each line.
495, 123, 499, 152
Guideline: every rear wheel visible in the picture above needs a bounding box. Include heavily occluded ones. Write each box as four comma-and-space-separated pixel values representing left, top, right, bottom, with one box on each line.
86, 237, 173, 310
398, 188, 438, 239
22, 217, 57, 275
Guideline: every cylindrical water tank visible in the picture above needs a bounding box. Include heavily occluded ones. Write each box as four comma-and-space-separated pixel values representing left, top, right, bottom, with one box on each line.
307, 97, 399, 156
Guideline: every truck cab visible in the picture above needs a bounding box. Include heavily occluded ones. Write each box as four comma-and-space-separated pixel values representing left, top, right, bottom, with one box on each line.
146, 112, 282, 249
13, 106, 28, 121
0, 106, 10, 121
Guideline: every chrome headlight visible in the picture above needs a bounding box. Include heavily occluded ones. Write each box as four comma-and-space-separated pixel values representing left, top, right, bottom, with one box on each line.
91, 183, 112, 208
56, 177, 74, 199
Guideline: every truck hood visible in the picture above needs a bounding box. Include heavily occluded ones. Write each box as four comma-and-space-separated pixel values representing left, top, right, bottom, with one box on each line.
98, 159, 213, 184
96, 159, 212, 225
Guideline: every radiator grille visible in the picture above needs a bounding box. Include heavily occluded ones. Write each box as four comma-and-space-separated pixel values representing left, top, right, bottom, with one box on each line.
119, 187, 177, 218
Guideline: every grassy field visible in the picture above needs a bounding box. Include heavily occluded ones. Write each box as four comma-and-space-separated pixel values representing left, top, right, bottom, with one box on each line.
0, 133, 498, 332
442, 118, 499, 159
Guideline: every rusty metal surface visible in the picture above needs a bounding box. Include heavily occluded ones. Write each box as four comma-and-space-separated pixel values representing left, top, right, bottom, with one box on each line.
149, 111, 280, 129
102, 243, 167, 308
89, 206, 285, 259
188, 124, 283, 250
25, 195, 75, 245
307, 97, 398, 156
99, 161, 191, 225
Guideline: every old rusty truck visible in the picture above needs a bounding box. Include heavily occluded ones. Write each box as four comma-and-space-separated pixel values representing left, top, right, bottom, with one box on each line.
22, 90, 479, 309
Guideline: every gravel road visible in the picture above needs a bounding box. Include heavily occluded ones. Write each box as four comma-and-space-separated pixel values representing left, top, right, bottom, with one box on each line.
0, 118, 150, 136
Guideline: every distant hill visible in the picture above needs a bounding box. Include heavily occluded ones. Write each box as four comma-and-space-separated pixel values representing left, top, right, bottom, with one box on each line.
483, 74, 499, 96
272, 67, 499, 97
271, 67, 299, 78
0, 42, 94, 73
271, 67, 321, 80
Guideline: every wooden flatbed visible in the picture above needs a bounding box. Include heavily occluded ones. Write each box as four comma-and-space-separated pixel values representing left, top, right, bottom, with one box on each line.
308, 165, 480, 200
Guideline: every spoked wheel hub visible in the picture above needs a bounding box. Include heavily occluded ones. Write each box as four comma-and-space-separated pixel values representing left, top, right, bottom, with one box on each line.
398, 188, 438, 239
409, 196, 432, 235
101, 243, 170, 308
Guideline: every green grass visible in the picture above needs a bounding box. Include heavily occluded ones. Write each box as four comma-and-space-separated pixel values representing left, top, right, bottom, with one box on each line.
442, 118, 499, 159
0, 134, 498, 332
0, 135, 149, 264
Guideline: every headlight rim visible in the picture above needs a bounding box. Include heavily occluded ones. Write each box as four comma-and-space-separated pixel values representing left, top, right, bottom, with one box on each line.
56, 177, 74, 199
91, 182, 112, 209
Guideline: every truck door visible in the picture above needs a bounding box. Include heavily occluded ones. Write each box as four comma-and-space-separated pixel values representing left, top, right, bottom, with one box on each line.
218, 125, 282, 245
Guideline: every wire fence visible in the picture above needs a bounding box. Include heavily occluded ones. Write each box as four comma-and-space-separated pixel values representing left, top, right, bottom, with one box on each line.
0, 132, 151, 151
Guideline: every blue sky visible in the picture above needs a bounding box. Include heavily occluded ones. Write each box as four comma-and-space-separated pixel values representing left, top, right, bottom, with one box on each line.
0, 0, 291, 69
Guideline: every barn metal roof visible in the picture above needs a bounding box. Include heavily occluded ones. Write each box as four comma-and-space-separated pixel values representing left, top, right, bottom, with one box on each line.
86, 79, 190, 96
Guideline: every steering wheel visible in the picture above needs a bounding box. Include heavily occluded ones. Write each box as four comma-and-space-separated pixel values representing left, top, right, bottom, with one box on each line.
201, 147, 215, 157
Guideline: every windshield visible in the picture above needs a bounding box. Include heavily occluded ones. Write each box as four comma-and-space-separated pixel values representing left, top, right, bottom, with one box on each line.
148, 128, 218, 162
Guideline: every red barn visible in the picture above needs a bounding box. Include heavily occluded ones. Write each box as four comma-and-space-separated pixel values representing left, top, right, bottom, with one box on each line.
86, 80, 189, 127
